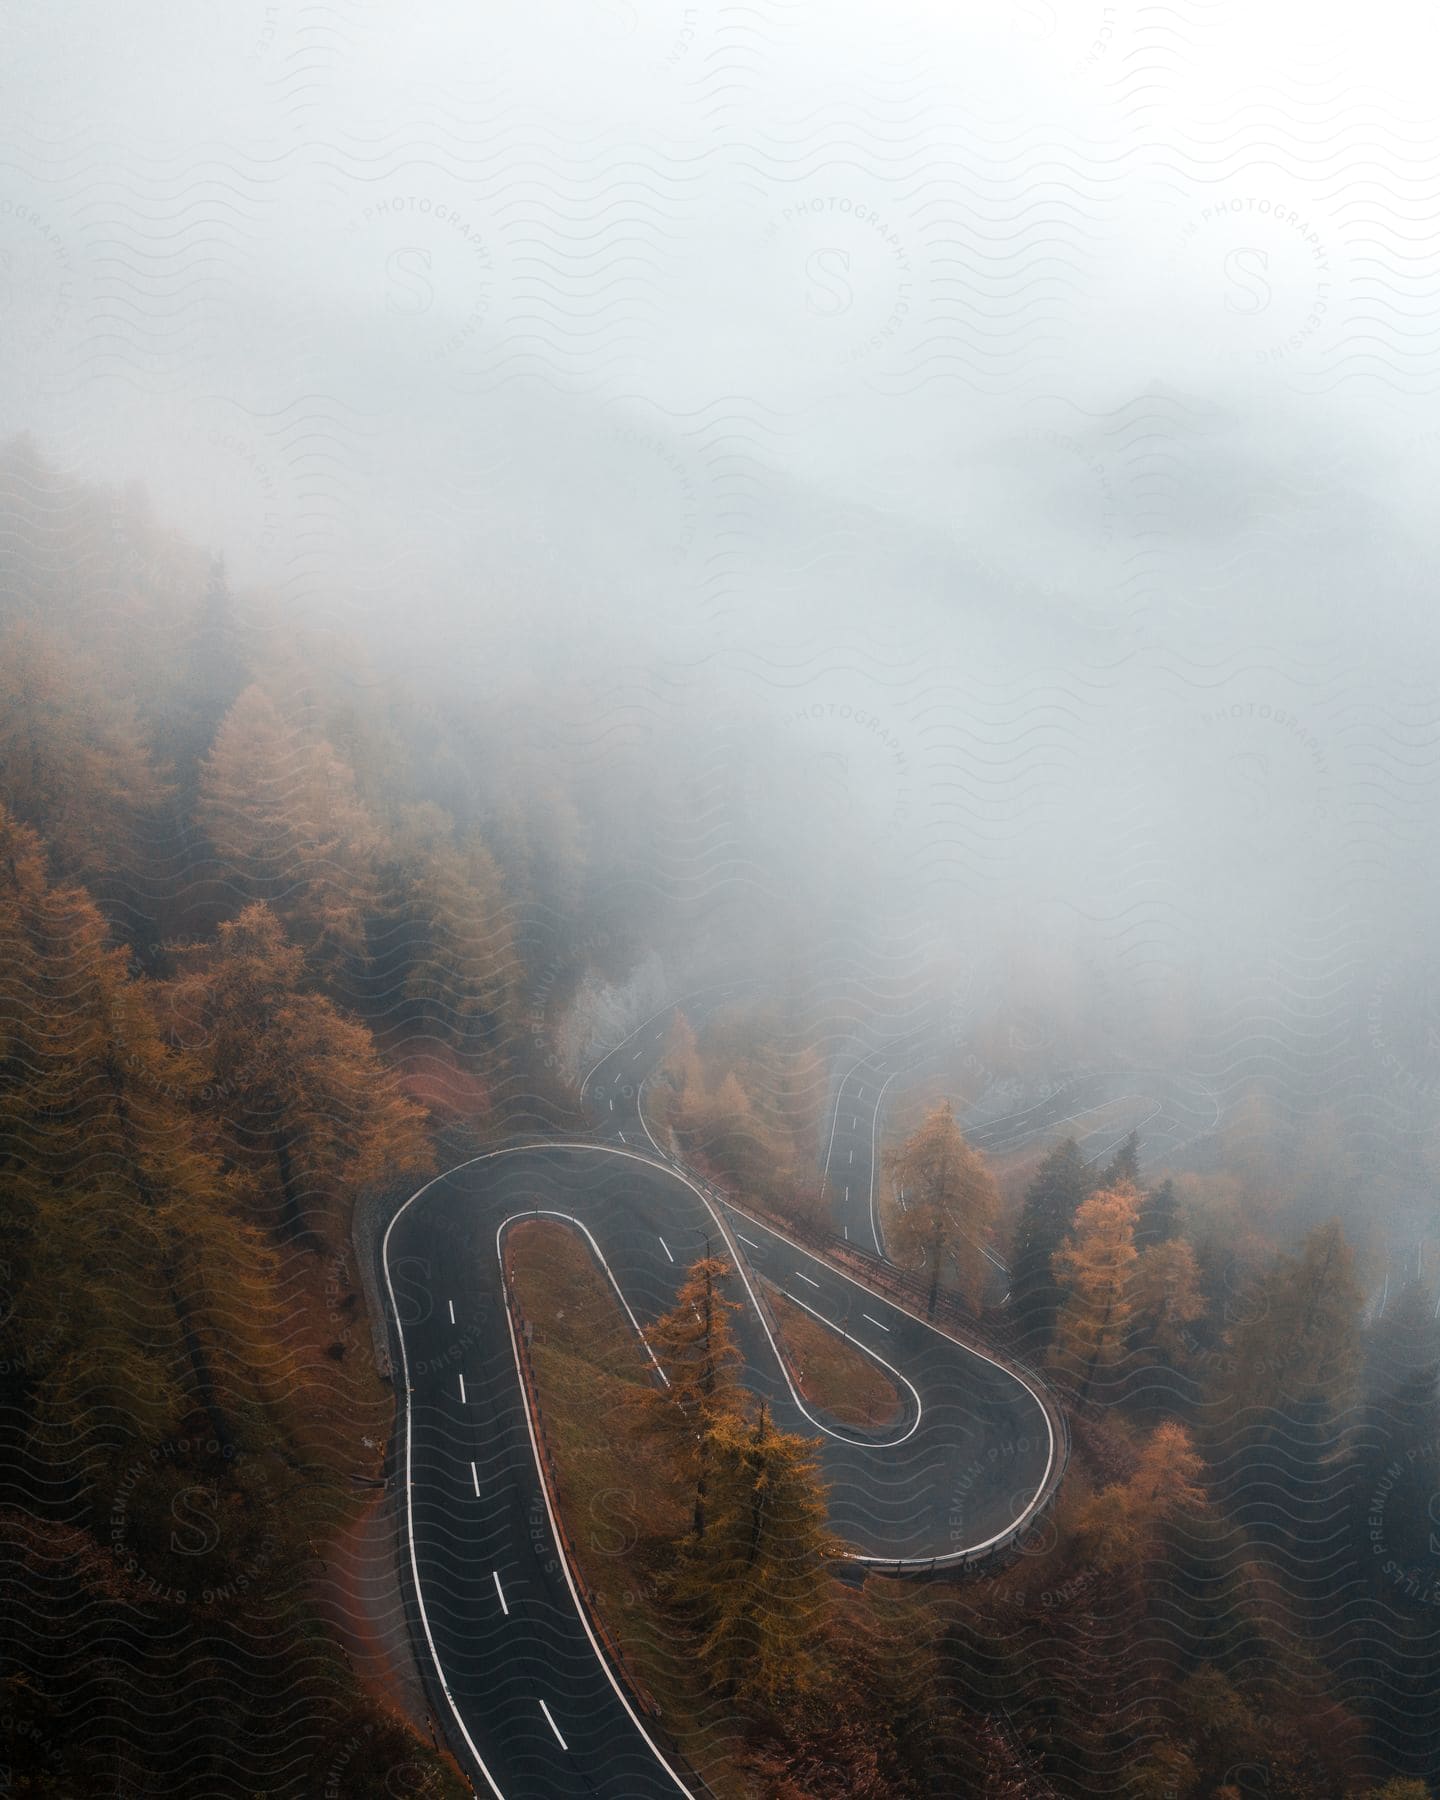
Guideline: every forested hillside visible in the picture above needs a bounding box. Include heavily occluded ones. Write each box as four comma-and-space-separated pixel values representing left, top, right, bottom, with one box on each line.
3, 441, 1439, 1799
0, 440, 591, 1796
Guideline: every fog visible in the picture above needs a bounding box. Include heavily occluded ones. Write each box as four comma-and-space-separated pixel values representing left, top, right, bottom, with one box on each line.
6, 1, 1440, 1266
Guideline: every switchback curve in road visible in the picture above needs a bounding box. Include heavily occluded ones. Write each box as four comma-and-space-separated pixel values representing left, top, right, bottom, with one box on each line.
382, 1016, 1063, 1797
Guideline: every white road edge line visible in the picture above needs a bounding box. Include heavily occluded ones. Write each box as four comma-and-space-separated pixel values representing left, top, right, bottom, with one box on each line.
382, 1137, 1058, 1800
492, 1571, 509, 1616
381, 1196, 506, 1797
868, 1067, 904, 1258
821, 1052, 872, 1196
539, 1700, 567, 1750
493, 1209, 686, 1791
776, 1286, 924, 1437
578, 981, 746, 1100
717, 1186, 1056, 1559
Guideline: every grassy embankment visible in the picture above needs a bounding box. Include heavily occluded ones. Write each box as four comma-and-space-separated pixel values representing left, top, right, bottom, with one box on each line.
505, 1219, 756, 1795
765, 1289, 902, 1429
505, 1220, 957, 1798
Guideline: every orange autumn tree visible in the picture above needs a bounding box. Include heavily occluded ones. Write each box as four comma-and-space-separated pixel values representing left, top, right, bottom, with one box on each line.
0, 804, 280, 1464
163, 902, 432, 1247
886, 1100, 999, 1317
654, 1008, 703, 1124
196, 684, 381, 969
1130, 1236, 1206, 1369
1074, 1420, 1208, 1574
640, 1253, 745, 1540
1050, 1180, 1141, 1397
673, 1398, 844, 1704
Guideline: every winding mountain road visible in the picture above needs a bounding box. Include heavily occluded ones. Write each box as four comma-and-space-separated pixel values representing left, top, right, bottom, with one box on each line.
381, 1007, 1062, 1797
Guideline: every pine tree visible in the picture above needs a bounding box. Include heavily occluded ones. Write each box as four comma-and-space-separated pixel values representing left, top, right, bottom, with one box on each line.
1207, 1219, 1364, 1538
163, 902, 432, 1246
887, 1101, 999, 1316
674, 1399, 844, 1703
1136, 1177, 1180, 1249
1009, 1138, 1092, 1348
1101, 1128, 1141, 1192
639, 1255, 745, 1540
1050, 1181, 1141, 1398
1213, 1218, 1362, 1419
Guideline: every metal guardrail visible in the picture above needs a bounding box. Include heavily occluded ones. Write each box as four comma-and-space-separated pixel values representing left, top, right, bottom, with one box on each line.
665, 1150, 1074, 1578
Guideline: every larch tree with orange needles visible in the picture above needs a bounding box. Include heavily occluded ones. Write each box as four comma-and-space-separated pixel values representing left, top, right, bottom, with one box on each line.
638, 1253, 746, 1541
887, 1100, 999, 1317
1049, 1181, 1141, 1398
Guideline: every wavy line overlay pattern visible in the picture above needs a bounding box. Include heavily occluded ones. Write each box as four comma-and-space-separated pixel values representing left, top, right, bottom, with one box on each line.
4, 2, 1440, 1796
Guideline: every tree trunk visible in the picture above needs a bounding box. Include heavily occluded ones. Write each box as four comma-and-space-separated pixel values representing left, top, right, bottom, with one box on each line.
274, 1128, 307, 1241
1080, 1293, 1115, 1400
166, 1259, 235, 1456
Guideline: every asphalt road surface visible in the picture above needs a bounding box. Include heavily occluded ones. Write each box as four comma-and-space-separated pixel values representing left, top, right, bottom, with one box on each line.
383, 1007, 1059, 1797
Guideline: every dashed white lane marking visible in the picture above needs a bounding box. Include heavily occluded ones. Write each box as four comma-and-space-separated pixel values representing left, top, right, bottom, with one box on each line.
844, 1186, 849, 1202
843, 1225, 849, 1240
632, 1048, 644, 1059
794, 1271, 820, 1288
862, 1313, 891, 1332
609, 1099, 614, 1111
858, 1086, 865, 1098
492, 1571, 509, 1616
458, 1373, 467, 1403
539, 1699, 567, 1749
448, 1300, 456, 1324
848, 1148, 854, 1163
658, 1236, 674, 1263
471, 1461, 480, 1496
852, 1116, 857, 1128
618, 1130, 626, 1143
736, 1232, 761, 1250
